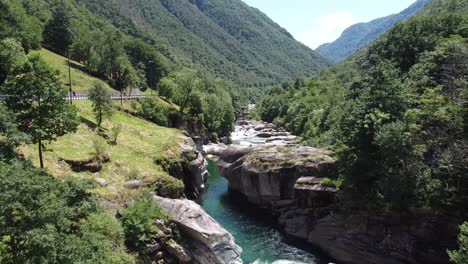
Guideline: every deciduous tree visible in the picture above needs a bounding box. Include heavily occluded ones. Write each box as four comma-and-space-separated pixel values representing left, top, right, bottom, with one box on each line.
89, 81, 113, 127
1, 54, 79, 168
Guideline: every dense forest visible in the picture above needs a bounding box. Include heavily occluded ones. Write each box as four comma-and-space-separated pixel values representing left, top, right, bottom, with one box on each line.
74, 0, 329, 86
257, 1, 467, 261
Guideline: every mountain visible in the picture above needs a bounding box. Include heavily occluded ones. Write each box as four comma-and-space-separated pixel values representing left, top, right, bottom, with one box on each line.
315, 0, 432, 62
75, 0, 329, 86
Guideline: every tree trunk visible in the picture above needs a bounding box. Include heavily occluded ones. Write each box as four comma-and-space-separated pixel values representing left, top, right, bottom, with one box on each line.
98, 109, 102, 127
120, 92, 123, 107
38, 139, 44, 168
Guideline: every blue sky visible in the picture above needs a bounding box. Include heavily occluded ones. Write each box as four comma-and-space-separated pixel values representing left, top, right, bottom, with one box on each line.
242, 0, 417, 49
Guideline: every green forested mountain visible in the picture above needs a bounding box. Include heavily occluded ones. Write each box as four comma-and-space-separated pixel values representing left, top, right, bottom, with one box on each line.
316, 0, 432, 62
74, 0, 329, 86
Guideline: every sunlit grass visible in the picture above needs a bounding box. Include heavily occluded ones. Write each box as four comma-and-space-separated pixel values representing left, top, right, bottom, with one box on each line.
20, 101, 182, 203
32, 48, 113, 93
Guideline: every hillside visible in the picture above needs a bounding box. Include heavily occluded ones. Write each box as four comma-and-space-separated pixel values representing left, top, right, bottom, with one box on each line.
316, 0, 432, 62
75, 0, 329, 86
19, 101, 183, 202
35, 49, 113, 92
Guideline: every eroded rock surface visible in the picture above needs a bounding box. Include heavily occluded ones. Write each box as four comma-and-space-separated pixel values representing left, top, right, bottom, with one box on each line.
219, 144, 335, 207
154, 195, 243, 264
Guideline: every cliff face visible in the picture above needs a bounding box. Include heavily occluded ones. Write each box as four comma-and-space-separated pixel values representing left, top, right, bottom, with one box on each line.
154, 196, 243, 264
219, 145, 335, 207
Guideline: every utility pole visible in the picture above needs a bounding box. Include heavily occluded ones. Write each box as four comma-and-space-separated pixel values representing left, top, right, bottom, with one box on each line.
68, 51, 73, 105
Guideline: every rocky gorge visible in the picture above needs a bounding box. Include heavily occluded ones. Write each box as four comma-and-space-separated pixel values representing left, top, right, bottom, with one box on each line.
145, 115, 457, 264
205, 118, 457, 264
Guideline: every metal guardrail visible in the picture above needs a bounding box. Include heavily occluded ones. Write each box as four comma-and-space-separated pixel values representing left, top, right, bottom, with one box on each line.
0, 94, 150, 101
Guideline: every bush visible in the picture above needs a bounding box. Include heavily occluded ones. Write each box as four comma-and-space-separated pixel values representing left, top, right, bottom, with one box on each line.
138, 98, 170, 127
110, 124, 123, 145
320, 177, 343, 189
92, 136, 108, 161
121, 197, 171, 255
0, 161, 132, 263
449, 222, 468, 264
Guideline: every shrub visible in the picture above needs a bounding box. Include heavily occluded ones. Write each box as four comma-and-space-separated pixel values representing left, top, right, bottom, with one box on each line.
110, 124, 123, 145
92, 136, 108, 160
449, 222, 468, 264
121, 197, 171, 255
0, 161, 132, 263
138, 98, 170, 127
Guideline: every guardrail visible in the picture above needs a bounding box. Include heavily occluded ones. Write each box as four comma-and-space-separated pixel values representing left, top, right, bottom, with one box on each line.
0, 94, 151, 101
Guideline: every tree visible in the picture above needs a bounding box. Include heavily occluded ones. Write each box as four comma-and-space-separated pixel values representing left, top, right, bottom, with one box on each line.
89, 81, 113, 127
174, 69, 200, 115
112, 56, 140, 106
158, 77, 176, 100
449, 222, 468, 264
0, 0, 43, 51
125, 38, 168, 90
1, 54, 79, 168
0, 103, 29, 161
43, 3, 74, 55
0, 38, 26, 84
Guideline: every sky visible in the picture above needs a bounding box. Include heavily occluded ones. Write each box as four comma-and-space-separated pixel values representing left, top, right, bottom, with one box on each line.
242, 0, 417, 49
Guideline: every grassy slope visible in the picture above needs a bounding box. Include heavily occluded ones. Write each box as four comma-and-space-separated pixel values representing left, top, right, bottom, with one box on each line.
20, 49, 184, 204
33, 48, 113, 92
20, 101, 183, 203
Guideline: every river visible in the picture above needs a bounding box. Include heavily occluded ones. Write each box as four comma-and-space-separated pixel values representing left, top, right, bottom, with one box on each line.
197, 124, 331, 264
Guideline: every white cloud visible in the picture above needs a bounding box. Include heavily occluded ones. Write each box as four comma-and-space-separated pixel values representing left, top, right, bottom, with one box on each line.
296, 11, 354, 49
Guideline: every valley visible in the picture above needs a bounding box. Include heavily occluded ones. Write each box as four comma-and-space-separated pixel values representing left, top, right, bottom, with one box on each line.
0, 0, 467, 264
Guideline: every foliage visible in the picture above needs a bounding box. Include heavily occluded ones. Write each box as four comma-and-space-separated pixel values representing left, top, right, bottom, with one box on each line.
89, 81, 113, 126
121, 197, 171, 255
256, 6, 468, 212
125, 38, 169, 90
158, 77, 176, 99
320, 177, 342, 189
0, 38, 27, 84
138, 97, 172, 127
0, 103, 29, 161
110, 124, 122, 145
74, 0, 329, 86
0, 0, 43, 51
1, 54, 79, 168
155, 70, 236, 136
92, 136, 108, 161
449, 222, 468, 264
43, 2, 74, 55
0, 161, 132, 263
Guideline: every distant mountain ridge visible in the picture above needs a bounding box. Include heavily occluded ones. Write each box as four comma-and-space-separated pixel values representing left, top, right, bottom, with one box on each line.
76, 0, 329, 86
316, 0, 433, 62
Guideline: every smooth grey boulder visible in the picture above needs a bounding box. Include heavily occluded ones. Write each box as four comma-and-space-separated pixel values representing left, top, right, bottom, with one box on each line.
124, 180, 143, 189
219, 145, 253, 163
153, 195, 243, 264
203, 143, 228, 156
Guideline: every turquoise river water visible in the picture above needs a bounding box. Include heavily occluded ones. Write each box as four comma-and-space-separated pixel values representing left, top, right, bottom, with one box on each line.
197, 160, 331, 264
